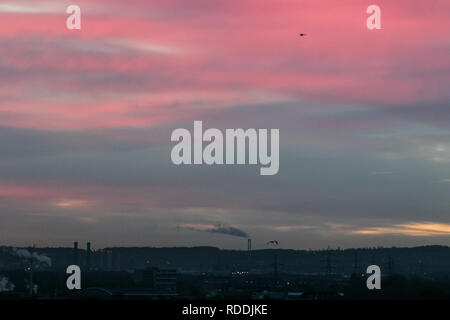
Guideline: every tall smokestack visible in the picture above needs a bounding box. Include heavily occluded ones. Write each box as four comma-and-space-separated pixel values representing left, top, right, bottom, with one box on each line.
73, 241, 78, 265
86, 242, 91, 269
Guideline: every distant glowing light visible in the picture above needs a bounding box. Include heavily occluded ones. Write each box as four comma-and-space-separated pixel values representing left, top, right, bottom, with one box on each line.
53, 199, 90, 208
352, 222, 450, 236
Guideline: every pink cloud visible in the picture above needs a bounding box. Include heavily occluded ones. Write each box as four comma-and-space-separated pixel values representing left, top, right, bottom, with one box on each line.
0, 0, 448, 131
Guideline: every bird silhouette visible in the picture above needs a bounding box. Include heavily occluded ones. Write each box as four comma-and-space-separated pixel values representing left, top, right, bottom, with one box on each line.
299, 33, 307, 37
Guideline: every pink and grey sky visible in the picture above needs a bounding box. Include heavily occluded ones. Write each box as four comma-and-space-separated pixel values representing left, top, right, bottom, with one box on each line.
0, 0, 449, 249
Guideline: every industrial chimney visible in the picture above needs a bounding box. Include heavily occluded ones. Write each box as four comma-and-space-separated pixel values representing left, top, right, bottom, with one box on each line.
86, 242, 91, 269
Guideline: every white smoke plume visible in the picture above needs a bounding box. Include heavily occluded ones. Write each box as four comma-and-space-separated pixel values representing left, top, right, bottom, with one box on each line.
0, 276, 15, 292
11, 248, 52, 267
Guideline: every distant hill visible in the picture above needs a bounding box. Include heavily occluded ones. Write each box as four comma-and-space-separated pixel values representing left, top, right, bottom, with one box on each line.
1, 245, 450, 276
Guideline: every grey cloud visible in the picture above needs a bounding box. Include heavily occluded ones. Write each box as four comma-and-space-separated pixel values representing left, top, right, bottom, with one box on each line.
207, 225, 249, 238
180, 223, 249, 238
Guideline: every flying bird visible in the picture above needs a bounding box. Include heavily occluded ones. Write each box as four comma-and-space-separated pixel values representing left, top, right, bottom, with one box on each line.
299, 33, 307, 37
267, 240, 279, 246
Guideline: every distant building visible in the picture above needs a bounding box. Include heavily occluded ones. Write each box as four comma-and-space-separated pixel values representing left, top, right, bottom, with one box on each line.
134, 267, 177, 293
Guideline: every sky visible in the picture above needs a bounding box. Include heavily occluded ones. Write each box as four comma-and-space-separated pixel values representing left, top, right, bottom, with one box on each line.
0, 0, 449, 250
